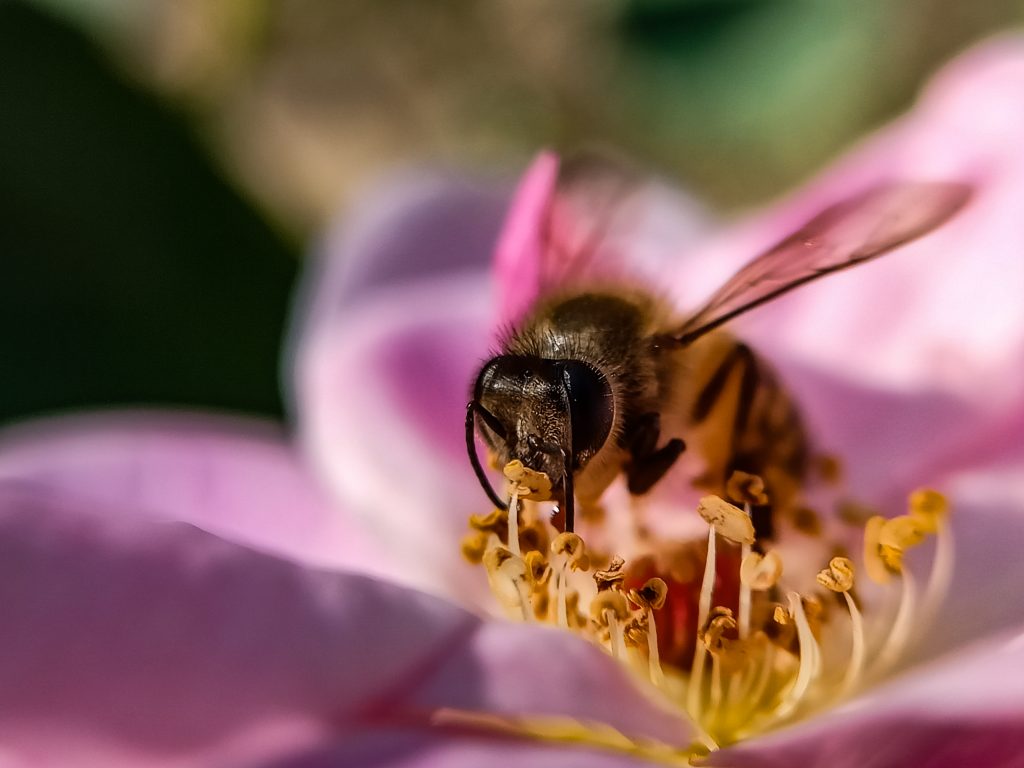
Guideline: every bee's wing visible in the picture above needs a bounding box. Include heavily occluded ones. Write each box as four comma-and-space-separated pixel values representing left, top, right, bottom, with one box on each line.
671, 181, 972, 346
494, 151, 671, 326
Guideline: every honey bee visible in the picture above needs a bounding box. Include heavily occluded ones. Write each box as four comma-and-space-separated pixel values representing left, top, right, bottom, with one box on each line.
466, 154, 970, 534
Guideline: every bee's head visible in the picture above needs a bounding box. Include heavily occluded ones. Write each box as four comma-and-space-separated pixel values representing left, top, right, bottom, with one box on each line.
467, 354, 614, 514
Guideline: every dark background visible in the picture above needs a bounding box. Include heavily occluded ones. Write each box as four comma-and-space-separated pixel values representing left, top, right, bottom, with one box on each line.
2, 0, 1020, 425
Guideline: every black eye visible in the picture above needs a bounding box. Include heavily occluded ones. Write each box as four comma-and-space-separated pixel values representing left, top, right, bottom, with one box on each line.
560, 361, 613, 459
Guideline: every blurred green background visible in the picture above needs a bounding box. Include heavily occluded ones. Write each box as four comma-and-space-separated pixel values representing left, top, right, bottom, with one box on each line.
2, 0, 1022, 425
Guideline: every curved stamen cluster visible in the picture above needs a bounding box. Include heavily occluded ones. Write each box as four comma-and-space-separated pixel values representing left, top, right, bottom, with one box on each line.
460, 465, 953, 756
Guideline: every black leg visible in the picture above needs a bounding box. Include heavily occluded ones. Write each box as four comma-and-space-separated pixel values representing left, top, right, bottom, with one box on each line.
627, 412, 662, 458
622, 411, 686, 496
627, 438, 686, 495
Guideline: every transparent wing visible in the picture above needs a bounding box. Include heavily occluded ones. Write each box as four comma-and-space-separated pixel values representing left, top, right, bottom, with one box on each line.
672, 181, 972, 346
535, 152, 645, 289
494, 151, 665, 327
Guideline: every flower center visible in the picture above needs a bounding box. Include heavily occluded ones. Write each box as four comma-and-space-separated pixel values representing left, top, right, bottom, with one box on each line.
461, 465, 953, 757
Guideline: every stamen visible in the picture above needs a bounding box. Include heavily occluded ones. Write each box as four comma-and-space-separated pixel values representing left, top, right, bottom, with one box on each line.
460, 530, 491, 564
740, 550, 783, 590
878, 516, 926, 571
738, 505, 753, 641
591, 591, 630, 660
816, 557, 864, 695
911, 490, 954, 628
723, 474, 768, 641
503, 460, 554, 499
725, 471, 769, 507
524, 549, 552, 619
629, 578, 668, 686
739, 549, 782, 642
862, 515, 893, 585
594, 556, 627, 592
867, 513, 932, 673
551, 533, 589, 629
507, 493, 521, 556
702, 608, 738, 715
877, 566, 917, 672
483, 546, 534, 621
504, 461, 553, 556
697, 495, 756, 546
465, 476, 957, 755
741, 639, 775, 719
773, 592, 820, 720
556, 569, 568, 628
687, 522, 717, 719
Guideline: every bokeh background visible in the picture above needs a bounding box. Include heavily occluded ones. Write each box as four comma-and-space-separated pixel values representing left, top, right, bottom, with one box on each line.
3, 0, 1023, 425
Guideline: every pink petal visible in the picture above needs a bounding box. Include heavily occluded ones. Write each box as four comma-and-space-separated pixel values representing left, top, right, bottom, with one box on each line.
914, 492, 1024, 657
704, 626, 1024, 768
296, 273, 495, 602
493, 151, 559, 328
388, 620, 692, 747
268, 731, 668, 767
0, 411, 380, 575
0, 482, 694, 765
290, 173, 513, 600
0, 482, 473, 765
685, 37, 1024, 416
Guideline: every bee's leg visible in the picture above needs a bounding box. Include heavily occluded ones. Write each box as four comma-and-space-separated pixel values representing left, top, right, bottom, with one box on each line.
627, 439, 686, 495
624, 412, 686, 495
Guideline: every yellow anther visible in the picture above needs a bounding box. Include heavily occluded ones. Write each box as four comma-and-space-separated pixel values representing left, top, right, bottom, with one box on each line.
879, 515, 927, 550
550, 532, 590, 571
483, 546, 525, 581
483, 546, 533, 619
802, 594, 825, 623
873, 515, 929, 574
531, 588, 550, 620
629, 578, 668, 611
792, 506, 823, 536
624, 613, 650, 647
880, 546, 904, 572
469, 508, 506, 533
909, 488, 948, 534
772, 604, 791, 625
504, 460, 553, 501
565, 589, 586, 629
594, 556, 626, 592
702, 608, 738, 655
460, 531, 490, 564
816, 556, 855, 593
726, 471, 769, 506
740, 550, 783, 590
524, 550, 551, 587
519, 521, 550, 554
697, 495, 755, 545
590, 590, 631, 625
863, 515, 893, 584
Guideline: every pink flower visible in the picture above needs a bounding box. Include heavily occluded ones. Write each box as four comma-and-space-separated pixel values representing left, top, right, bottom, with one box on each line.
3, 38, 1024, 767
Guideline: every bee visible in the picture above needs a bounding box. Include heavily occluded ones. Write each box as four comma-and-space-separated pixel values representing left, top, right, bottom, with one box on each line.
466, 153, 970, 534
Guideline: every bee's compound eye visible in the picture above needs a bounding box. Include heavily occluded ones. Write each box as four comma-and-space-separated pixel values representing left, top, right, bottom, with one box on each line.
560, 361, 614, 459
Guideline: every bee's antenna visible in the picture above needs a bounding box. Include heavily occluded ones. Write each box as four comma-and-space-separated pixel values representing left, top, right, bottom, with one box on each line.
466, 401, 508, 511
